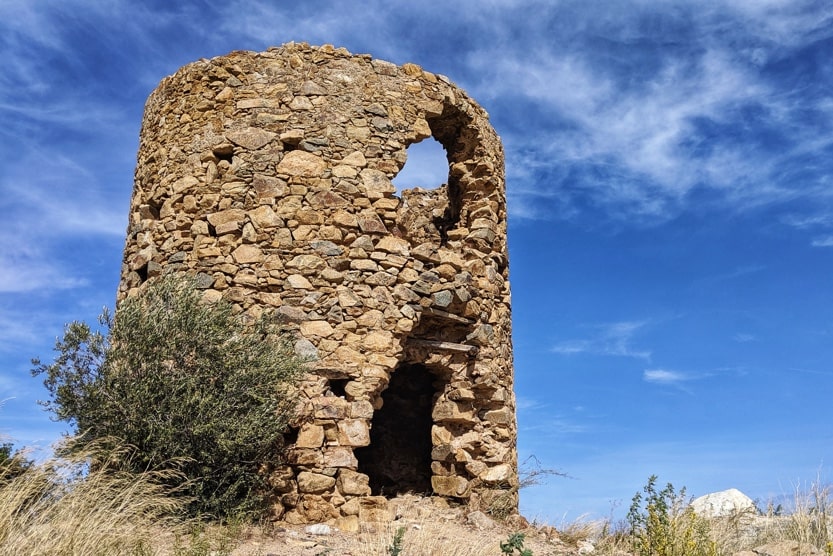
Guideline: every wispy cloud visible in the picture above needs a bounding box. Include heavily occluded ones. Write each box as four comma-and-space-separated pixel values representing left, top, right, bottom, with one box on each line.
695, 264, 766, 286
552, 320, 652, 360
733, 333, 757, 343
453, 1, 833, 224
643, 368, 691, 385
811, 236, 833, 248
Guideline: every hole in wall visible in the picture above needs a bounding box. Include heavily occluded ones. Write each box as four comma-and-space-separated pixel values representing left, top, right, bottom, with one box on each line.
283, 427, 298, 447
392, 136, 448, 193
328, 378, 348, 398
136, 263, 148, 284
355, 363, 439, 496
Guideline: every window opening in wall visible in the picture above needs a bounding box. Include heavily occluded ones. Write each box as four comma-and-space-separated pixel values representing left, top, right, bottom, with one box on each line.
392, 136, 448, 193
355, 363, 438, 495
328, 378, 348, 398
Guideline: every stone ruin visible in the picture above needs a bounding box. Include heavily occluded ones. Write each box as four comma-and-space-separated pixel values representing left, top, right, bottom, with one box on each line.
119, 42, 517, 524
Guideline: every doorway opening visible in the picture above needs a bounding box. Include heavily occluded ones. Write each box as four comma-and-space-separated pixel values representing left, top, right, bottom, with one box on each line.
355, 363, 438, 495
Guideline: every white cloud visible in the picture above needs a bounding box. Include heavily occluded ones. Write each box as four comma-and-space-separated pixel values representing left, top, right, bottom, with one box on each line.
643, 368, 690, 384
811, 236, 833, 247
455, 1, 833, 224
0, 252, 88, 294
552, 320, 652, 360
733, 333, 756, 343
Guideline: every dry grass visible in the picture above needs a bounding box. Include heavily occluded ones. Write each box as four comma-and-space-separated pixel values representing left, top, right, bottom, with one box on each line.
568, 478, 833, 556
0, 440, 191, 556
5, 441, 833, 556
350, 520, 507, 556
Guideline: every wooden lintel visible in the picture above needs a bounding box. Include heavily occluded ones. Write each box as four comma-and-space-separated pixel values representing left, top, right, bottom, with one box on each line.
410, 339, 479, 356
423, 307, 474, 324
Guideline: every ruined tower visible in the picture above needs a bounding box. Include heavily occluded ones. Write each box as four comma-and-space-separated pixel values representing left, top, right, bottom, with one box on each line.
120, 43, 516, 523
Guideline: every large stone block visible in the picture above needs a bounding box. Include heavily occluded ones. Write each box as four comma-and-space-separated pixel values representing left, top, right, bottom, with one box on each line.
297, 471, 336, 493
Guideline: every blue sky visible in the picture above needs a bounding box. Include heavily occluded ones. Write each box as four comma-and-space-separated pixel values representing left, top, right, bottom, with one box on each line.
3, 0, 833, 522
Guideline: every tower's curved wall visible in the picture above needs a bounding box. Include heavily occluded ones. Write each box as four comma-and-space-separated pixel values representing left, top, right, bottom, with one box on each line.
121, 43, 516, 523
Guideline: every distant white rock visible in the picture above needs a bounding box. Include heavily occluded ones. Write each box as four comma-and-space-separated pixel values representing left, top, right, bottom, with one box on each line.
690, 488, 756, 518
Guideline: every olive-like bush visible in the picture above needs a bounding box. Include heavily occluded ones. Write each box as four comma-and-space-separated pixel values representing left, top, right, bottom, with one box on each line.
33, 274, 304, 518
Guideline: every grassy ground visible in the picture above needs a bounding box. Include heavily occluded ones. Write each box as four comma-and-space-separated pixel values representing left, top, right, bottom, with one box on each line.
2, 446, 832, 556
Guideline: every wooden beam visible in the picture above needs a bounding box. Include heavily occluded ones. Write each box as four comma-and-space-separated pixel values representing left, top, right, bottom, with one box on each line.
423, 307, 474, 324
410, 339, 479, 356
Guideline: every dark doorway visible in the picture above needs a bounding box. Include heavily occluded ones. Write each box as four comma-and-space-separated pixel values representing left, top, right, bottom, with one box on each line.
355, 363, 435, 495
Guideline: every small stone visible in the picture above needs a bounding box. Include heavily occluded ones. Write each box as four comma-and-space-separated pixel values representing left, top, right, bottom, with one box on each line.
310, 240, 343, 256
294, 338, 319, 360
194, 272, 214, 289
304, 523, 332, 535
466, 324, 494, 346
207, 209, 246, 228
341, 151, 367, 167
482, 464, 512, 483
249, 206, 282, 229
286, 274, 313, 289
300, 80, 328, 95
322, 447, 357, 468
290, 96, 314, 110
431, 475, 468, 497
172, 175, 199, 194
360, 169, 395, 199
337, 419, 370, 447
297, 472, 336, 494
296, 424, 324, 448
357, 213, 387, 234
375, 236, 410, 256
334, 515, 360, 533
277, 151, 326, 177
432, 290, 453, 308
300, 320, 334, 337
286, 254, 327, 272
337, 469, 371, 496
466, 510, 496, 530
231, 244, 262, 264
226, 127, 277, 150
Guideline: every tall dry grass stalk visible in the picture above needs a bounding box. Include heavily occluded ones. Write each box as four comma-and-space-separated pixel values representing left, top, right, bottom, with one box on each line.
0, 439, 188, 555
782, 478, 833, 553
575, 479, 833, 556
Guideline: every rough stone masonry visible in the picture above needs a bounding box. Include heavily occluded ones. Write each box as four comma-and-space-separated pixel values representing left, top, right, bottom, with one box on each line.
119, 42, 517, 524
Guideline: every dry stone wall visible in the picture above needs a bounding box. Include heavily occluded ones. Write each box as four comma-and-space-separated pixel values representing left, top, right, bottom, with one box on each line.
120, 42, 517, 523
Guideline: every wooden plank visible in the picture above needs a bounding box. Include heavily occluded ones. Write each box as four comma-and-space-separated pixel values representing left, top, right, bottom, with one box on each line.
423, 307, 474, 324
410, 339, 479, 355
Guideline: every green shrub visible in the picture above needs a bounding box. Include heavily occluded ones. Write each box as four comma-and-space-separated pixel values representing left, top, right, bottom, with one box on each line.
627, 475, 717, 556
387, 526, 406, 556
32, 273, 304, 519
0, 442, 32, 483
500, 532, 533, 556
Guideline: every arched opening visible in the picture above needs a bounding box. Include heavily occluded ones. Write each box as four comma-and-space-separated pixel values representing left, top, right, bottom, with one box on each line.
355, 363, 437, 495
392, 136, 448, 193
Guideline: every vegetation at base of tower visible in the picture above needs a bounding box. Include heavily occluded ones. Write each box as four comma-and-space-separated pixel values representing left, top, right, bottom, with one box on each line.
387, 526, 406, 556
500, 532, 534, 555
626, 475, 717, 556
32, 273, 304, 519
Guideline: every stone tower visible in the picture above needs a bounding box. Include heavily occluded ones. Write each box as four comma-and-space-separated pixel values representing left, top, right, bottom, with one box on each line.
120, 43, 516, 523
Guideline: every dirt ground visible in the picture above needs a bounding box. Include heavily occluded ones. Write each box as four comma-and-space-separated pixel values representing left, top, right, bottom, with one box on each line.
219, 495, 586, 556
